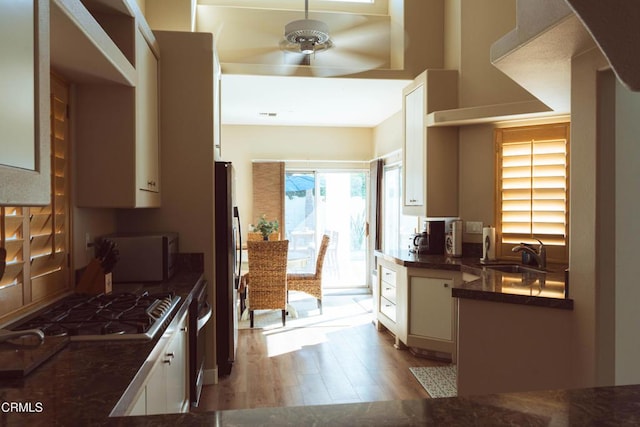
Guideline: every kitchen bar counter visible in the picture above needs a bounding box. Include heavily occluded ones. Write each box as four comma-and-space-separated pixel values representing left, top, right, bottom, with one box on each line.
6, 378, 640, 425
376, 250, 573, 309
129, 384, 640, 426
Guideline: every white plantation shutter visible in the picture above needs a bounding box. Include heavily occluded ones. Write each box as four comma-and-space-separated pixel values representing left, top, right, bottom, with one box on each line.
0, 207, 26, 317
496, 123, 570, 262
30, 76, 71, 301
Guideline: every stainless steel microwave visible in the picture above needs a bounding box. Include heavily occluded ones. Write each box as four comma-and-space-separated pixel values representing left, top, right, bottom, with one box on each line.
103, 232, 178, 283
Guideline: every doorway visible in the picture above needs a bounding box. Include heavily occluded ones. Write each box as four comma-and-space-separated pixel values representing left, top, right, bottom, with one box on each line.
284, 169, 368, 289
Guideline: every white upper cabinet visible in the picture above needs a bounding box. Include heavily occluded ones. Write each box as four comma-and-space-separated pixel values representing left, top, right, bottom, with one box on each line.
70, 1, 161, 208
402, 70, 459, 217
135, 28, 160, 198
404, 84, 426, 208
0, 0, 51, 206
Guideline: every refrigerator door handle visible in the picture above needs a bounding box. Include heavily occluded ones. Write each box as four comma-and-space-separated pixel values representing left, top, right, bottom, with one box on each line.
233, 206, 242, 289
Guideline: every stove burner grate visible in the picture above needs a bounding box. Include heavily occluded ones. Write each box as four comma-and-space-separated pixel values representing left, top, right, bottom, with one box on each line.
11, 291, 180, 341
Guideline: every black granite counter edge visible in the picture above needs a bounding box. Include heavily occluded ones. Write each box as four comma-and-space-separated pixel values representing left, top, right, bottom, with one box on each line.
451, 287, 574, 309
101, 384, 640, 426
375, 250, 573, 310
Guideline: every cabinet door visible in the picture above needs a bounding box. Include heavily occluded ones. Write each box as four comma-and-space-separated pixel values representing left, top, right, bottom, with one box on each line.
75, 28, 160, 208
165, 314, 188, 413
403, 84, 425, 207
409, 277, 453, 341
0, 0, 50, 206
145, 362, 167, 415
135, 29, 160, 196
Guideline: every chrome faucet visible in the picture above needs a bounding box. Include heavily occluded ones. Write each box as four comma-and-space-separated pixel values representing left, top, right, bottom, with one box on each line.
512, 238, 546, 270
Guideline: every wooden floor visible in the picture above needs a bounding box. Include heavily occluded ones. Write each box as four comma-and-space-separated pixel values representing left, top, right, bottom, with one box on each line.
195, 296, 447, 411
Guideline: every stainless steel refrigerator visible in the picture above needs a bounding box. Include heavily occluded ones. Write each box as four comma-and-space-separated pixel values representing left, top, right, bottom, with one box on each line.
214, 161, 242, 376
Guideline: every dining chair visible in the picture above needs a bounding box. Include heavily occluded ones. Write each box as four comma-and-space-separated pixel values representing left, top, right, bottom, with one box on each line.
287, 234, 329, 314
246, 239, 289, 328
248, 231, 280, 241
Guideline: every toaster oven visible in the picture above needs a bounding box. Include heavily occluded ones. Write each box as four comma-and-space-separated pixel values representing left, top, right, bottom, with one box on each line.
103, 232, 178, 283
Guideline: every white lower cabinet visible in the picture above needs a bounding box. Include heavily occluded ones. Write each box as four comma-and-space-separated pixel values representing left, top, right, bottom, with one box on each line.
406, 269, 458, 361
164, 315, 188, 414
376, 256, 458, 361
376, 259, 407, 345
409, 277, 453, 342
144, 357, 168, 415
125, 309, 188, 416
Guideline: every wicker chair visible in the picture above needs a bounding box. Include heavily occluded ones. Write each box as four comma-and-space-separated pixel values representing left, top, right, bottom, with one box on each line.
248, 231, 280, 241
287, 234, 329, 313
246, 239, 289, 328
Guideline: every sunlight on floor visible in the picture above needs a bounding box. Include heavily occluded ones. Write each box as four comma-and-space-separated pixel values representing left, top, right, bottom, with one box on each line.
263, 315, 372, 357
261, 293, 373, 357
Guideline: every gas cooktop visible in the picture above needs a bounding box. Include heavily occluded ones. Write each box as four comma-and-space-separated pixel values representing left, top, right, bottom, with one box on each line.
10, 291, 181, 341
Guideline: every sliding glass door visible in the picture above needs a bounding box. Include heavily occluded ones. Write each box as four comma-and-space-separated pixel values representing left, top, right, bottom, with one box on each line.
285, 169, 368, 288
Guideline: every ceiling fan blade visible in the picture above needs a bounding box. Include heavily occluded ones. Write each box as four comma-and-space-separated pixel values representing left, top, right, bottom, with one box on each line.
310, 49, 387, 77
230, 46, 287, 65
332, 21, 394, 53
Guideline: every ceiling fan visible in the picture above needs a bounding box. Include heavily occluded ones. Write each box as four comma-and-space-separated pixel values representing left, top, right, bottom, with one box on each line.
229, 0, 396, 76
279, 0, 334, 66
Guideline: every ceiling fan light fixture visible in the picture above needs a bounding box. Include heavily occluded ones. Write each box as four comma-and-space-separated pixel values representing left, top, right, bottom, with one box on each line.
284, 19, 332, 54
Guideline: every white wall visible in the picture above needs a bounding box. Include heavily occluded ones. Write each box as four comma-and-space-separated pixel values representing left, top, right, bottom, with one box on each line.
458, 125, 495, 243
613, 74, 640, 385
220, 124, 373, 230
569, 46, 609, 388
373, 111, 402, 158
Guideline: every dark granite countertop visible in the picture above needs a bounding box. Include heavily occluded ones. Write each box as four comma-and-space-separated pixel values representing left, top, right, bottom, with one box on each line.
0, 269, 204, 426
375, 250, 573, 310
7, 382, 640, 426
146, 384, 640, 426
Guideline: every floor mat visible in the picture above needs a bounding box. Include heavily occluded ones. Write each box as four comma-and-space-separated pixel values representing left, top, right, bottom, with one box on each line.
409, 365, 457, 398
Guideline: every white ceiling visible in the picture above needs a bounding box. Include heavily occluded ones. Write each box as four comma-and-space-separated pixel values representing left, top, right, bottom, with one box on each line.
221, 74, 410, 127
198, 0, 411, 127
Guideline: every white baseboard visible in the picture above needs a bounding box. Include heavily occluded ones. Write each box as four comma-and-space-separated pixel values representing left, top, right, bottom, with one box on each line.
204, 367, 218, 385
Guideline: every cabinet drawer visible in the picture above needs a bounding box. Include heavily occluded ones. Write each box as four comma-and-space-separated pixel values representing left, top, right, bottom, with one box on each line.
380, 297, 396, 322
380, 266, 397, 286
381, 282, 397, 304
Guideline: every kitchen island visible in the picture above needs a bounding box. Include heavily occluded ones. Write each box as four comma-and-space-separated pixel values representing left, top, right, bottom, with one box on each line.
375, 250, 575, 396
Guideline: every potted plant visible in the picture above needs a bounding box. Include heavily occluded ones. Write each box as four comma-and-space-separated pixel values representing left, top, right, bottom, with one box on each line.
252, 215, 279, 240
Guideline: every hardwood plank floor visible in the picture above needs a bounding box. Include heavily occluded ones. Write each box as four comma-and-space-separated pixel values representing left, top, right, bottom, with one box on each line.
195, 294, 448, 411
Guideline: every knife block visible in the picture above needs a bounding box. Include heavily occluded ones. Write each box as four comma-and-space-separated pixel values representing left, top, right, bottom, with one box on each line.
76, 259, 112, 295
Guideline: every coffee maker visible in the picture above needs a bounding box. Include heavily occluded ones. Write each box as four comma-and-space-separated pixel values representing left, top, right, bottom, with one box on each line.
410, 220, 445, 254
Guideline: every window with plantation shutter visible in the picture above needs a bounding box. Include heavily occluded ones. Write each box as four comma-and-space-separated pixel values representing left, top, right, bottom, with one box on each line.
0, 75, 71, 322
495, 123, 570, 263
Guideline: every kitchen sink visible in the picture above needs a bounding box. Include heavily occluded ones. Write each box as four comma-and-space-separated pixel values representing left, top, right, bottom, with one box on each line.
483, 264, 546, 274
